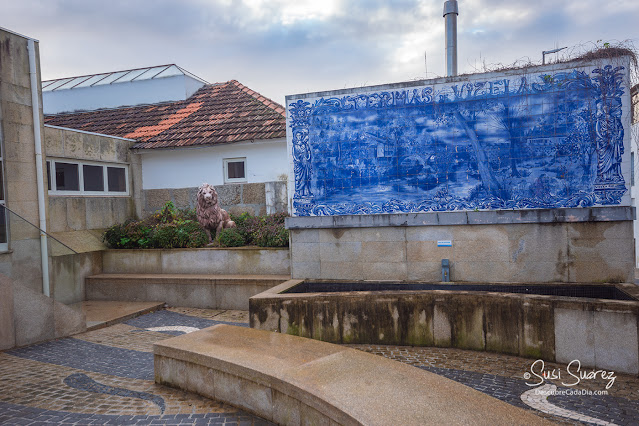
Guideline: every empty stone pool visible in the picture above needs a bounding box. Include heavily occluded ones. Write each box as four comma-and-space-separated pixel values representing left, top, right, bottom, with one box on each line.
282, 281, 637, 301
250, 280, 639, 374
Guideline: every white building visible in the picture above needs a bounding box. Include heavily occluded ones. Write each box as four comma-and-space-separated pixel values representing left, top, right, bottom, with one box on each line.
44, 67, 288, 215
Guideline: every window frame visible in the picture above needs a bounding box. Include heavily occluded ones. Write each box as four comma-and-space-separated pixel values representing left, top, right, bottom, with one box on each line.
47, 158, 130, 196
223, 157, 247, 183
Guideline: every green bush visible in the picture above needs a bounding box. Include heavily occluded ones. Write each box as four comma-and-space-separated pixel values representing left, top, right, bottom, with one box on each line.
104, 202, 288, 249
103, 202, 208, 249
229, 211, 289, 247
253, 224, 289, 247
217, 228, 246, 247
103, 220, 153, 249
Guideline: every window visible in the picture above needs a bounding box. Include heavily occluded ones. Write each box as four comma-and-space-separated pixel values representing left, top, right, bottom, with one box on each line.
47, 159, 129, 195
107, 167, 126, 192
83, 165, 104, 191
55, 162, 79, 191
224, 158, 246, 183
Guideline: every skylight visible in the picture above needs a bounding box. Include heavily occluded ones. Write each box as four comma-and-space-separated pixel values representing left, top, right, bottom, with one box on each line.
42, 65, 208, 92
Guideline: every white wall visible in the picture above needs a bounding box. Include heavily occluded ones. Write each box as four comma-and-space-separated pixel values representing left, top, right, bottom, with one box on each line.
139, 138, 288, 190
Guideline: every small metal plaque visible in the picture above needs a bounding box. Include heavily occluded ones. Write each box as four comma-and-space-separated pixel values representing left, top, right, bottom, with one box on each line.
437, 240, 452, 247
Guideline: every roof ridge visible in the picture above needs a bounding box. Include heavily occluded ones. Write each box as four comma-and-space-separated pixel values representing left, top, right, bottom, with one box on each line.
229, 80, 285, 117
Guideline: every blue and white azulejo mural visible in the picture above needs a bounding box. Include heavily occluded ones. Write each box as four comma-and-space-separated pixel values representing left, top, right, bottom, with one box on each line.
286, 58, 631, 217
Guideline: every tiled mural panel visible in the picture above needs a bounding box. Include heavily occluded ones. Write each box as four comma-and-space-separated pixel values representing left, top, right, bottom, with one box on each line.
286, 59, 631, 216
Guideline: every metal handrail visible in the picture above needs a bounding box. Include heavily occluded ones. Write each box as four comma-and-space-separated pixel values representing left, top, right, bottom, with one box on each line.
0, 204, 78, 254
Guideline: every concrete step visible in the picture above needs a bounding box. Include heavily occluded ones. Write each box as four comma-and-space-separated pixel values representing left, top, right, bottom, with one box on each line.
86, 273, 290, 310
72, 300, 165, 331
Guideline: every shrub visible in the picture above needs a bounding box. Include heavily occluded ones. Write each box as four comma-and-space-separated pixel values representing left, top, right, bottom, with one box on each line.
253, 223, 289, 247
103, 202, 289, 249
103, 220, 153, 249
150, 219, 208, 249
103, 201, 208, 249
217, 228, 246, 247
229, 211, 289, 247
230, 212, 254, 243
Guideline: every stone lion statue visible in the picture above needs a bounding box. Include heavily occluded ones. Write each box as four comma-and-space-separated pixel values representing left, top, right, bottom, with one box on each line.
196, 183, 236, 242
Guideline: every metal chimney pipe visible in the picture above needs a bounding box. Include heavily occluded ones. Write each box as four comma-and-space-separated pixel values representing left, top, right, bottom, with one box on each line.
443, 0, 459, 77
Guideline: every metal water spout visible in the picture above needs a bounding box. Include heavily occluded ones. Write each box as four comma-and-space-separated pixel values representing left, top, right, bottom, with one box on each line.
443, 0, 459, 77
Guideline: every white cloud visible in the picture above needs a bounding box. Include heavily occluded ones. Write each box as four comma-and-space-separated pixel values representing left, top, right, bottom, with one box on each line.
1, 0, 637, 104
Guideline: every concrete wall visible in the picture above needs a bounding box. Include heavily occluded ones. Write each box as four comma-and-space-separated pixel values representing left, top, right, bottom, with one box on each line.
0, 28, 45, 291
44, 125, 142, 230
287, 207, 635, 283
139, 138, 287, 189
102, 247, 290, 276
250, 280, 639, 374
0, 28, 85, 350
143, 181, 287, 216
49, 251, 102, 305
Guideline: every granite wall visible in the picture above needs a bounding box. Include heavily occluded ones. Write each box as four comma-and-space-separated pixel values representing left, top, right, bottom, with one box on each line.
0, 29, 45, 292
0, 28, 85, 350
143, 181, 288, 217
287, 208, 635, 283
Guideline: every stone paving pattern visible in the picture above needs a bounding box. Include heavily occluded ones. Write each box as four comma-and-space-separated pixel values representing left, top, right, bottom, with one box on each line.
1, 308, 639, 425
0, 309, 268, 425
351, 345, 639, 425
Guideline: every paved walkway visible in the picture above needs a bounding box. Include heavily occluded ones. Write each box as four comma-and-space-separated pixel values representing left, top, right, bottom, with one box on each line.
1, 307, 638, 425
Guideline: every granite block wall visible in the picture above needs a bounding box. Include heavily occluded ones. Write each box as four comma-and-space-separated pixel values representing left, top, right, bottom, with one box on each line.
0, 29, 45, 289
0, 28, 85, 349
143, 181, 288, 217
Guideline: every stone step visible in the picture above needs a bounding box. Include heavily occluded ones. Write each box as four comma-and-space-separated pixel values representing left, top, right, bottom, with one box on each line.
155, 324, 549, 425
86, 273, 290, 310
72, 300, 165, 331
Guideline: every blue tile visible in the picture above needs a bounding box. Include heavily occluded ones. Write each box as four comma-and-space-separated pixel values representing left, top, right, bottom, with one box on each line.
289, 65, 628, 216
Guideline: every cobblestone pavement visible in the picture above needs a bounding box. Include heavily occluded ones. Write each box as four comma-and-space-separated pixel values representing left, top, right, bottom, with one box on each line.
350, 345, 639, 425
0, 308, 270, 425
2, 307, 639, 425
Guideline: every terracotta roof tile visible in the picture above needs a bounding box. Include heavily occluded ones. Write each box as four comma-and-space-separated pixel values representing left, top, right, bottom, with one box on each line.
44, 80, 286, 149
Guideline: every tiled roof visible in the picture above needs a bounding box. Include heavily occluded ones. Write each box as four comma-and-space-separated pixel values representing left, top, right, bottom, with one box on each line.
44, 80, 286, 149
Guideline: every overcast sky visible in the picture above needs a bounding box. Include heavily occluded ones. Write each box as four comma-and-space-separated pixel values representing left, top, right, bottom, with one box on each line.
2, 0, 637, 105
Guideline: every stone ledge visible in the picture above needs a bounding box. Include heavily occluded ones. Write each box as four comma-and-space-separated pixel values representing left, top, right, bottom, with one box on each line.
86, 274, 290, 310
154, 324, 548, 425
286, 206, 635, 229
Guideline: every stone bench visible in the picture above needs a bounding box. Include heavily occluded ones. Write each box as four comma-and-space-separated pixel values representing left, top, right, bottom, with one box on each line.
154, 324, 549, 425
